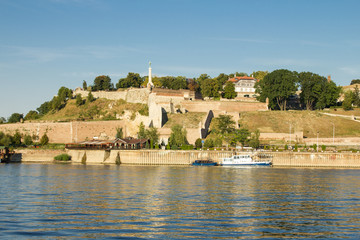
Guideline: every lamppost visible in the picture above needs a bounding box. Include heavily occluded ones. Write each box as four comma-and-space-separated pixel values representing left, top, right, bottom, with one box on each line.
331, 123, 335, 145
317, 131, 319, 152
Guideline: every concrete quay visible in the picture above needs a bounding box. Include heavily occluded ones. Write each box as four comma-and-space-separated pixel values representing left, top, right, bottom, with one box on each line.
11, 149, 360, 168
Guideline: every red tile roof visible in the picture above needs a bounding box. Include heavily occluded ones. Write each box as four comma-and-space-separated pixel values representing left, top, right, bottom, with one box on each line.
228, 76, 256, 83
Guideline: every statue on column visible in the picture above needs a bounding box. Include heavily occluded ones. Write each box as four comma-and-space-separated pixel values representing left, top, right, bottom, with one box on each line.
147, 61, 154, 89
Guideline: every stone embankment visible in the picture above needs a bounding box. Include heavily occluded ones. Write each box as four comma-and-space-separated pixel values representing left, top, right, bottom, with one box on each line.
12, 149, 360, 168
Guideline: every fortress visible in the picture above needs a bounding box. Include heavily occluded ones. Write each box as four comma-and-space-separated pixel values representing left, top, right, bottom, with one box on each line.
0, 63, 269, 145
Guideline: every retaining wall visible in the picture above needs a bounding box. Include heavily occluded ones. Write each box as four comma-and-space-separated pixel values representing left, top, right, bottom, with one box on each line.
13, 149, 360, 168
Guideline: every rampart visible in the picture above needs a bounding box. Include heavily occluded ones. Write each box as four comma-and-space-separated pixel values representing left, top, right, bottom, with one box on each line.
181, 100, 268, 113
0, 120, 134, 143
74, 88, 150, 104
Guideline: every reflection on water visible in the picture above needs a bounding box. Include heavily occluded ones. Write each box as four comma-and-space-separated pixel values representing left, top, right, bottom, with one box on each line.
0, 164, 359, 239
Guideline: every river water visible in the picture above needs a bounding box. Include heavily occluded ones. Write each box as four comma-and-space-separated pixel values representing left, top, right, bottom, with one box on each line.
0, 163, 359, 239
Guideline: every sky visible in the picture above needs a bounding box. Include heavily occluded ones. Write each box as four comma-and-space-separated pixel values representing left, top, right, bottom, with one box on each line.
1, 0, 360, 118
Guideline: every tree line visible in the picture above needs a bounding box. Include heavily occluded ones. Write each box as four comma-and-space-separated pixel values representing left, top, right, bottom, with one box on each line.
1, 69, 359, 124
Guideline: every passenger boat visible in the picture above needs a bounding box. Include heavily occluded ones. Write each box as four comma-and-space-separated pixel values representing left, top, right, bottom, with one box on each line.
192, 160, 218, 166
221, 154, 272, 166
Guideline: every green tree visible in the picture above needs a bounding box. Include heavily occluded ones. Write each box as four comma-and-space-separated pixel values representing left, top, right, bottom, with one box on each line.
137, 122, 146, 139
146, 127, 159, 146
195, 138, 202, 149
87, 91, 95, 103
1, 134, 12, 147
83, 80, 87, 90
248, 130, 260, 149
213, 114, 235, 135
298, 72, 327, 110
76, 94, 83, 106
315, 80, 341, 109
215, 73, 229, 87
223, 81, 237, 99
214, 138, 222, 147
13, 131, 22, 146
116, 127, 123, 139
24, 110, 39, 121
353, 86, 360, 107
24, 134, 33, 146
342, 91, 354, 110
233, 128, 250, 147
37, 101, 52, 115
116, 72, 143, 88
169, 124, 188, 147
350, 79, 360, 85
0, 117, 6, 124
8, 113, 23, 123
252, 71, 268, 81
160, 76, 187, 90
255, 69, 298, 110
204, 138, 214, 148
57, 86, 73, 103
40, 133, 49, 146
93, 75, 113, 91
201, 78, 220, 98
51, 96, 62, 111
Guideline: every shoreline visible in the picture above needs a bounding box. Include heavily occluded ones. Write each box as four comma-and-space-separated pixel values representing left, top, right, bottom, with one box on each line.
7, 149, 360, 168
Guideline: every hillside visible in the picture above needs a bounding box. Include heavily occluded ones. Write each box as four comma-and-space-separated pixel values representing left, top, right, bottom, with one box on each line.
36, 99, 148, 122
239, 110, 360, 138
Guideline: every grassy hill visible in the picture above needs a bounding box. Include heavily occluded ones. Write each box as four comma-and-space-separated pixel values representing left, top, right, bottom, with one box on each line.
37, 99, 148, 122
239, 110, 360, 138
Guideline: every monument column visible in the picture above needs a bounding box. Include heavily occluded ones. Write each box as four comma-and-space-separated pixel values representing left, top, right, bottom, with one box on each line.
148, 61, 154, 88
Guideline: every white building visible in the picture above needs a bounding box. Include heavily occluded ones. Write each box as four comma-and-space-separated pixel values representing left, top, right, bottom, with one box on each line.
227, 76, 258, 97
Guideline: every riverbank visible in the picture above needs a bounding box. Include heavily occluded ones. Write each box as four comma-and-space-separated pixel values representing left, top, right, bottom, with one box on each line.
8, 149, 360, 168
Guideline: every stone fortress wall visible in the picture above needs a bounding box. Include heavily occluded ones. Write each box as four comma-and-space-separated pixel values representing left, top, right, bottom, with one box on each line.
0, 87, 270, 145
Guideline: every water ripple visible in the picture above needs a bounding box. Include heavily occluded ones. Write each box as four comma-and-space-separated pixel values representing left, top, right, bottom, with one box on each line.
0, 164, 359, 239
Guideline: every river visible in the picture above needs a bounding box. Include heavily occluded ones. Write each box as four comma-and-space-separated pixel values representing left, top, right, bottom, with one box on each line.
0, 163, 359, 239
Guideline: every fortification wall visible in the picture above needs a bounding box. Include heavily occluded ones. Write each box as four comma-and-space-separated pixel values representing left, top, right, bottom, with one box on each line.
0, 120, 141, 144
181, 101, 268, 113
260, 132, 304, 141
271, 152, 360, 167
303, 137, 360, 146
74, 88, 149, 104
14, 149, 66, 162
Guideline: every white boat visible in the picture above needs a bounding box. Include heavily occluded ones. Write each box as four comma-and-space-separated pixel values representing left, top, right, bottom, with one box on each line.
221, 154, 272, 166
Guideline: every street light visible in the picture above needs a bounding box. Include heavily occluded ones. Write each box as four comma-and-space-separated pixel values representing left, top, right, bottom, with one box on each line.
331, 123, 335, 145
317, 131, 319, 152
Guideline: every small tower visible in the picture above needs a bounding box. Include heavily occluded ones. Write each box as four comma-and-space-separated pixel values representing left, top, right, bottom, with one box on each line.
327, 75, 331, 83
147, 61, 154, 89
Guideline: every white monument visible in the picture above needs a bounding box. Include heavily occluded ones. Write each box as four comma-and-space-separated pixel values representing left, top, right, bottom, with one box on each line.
147, 61, 154, 88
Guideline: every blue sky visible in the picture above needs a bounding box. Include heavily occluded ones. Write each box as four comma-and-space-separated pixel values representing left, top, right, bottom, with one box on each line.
1, 0, 360, 118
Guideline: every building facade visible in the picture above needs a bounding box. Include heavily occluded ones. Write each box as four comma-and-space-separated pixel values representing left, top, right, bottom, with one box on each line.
227, 76, 257, 97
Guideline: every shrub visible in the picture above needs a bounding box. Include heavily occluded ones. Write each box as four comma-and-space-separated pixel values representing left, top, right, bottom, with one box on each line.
181, 144, 194, 150
321, 145, 326, 151
81, 153, 87, 164
115, 153, 121, 165
40, 133, 49, 146
312, 144, 317, 151
195, 138, 202, 149
54, 154, 71, 161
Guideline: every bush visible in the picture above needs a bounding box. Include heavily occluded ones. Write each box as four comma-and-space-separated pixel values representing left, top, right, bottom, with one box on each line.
195, 138, 202, 149
54, 154, 71, 161
181, 144, 194, 150
321, 145, 326, 151
40, 133, 49, 146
